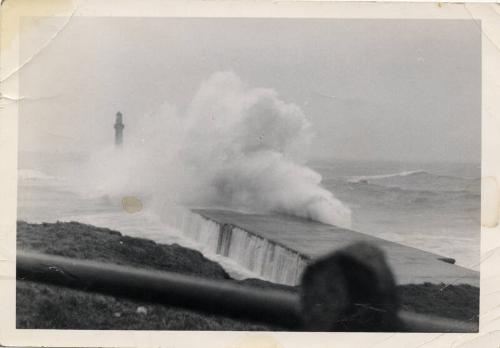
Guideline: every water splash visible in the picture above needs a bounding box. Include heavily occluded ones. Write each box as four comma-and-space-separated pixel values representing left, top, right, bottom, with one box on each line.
78, 71, 351, 228
170, 209, 309, 285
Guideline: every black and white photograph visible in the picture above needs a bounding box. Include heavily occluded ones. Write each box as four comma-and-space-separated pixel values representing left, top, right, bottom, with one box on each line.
12, 15, 482, 334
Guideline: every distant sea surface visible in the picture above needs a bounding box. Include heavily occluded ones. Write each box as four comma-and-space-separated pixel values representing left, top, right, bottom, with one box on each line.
17, 152, 480, 271
311, 159, 480, 270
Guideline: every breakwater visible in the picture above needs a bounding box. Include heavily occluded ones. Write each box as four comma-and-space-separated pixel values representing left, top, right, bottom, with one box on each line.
171, 209, 308, 285
171, 208, 479, 287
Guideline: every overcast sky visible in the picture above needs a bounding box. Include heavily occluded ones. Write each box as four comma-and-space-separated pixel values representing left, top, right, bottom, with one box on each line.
19, 18, 481, 163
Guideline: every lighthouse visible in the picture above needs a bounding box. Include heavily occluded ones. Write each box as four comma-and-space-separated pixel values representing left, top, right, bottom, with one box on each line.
114, 111, 124, 146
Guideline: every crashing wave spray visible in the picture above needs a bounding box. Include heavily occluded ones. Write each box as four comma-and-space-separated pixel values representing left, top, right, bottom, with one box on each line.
81, 71, 351, 228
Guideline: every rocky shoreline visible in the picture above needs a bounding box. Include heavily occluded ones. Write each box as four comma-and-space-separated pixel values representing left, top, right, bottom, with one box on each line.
17, 221, 479, 330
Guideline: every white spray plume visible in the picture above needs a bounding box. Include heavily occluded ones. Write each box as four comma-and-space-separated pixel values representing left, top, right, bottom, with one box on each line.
80, 71, 351, 228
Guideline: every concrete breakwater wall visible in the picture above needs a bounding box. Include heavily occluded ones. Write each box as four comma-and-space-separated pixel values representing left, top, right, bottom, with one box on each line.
172, 209, 308, 285
171, 208, 479, 287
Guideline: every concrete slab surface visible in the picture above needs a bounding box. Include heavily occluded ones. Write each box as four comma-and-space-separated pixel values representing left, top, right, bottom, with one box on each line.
194, 209, 479, 287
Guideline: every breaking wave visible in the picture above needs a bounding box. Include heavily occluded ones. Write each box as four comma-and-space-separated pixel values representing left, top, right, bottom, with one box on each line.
18, 169, 65, 188
349, 170, 425, 183
79, 71, 351, 228
18, 169, 55, 181
349, 170, 480, 193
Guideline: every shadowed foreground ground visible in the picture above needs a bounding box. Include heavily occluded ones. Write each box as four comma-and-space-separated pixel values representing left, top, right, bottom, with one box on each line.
17, 221, 479, 330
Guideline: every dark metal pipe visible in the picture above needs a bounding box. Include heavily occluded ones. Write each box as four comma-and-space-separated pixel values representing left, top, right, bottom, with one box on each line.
17, 251, 302, 329
16, 251, 478, 332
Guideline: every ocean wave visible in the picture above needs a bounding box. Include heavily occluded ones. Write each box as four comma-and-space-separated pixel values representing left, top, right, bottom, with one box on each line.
321, 176, 480, 212
376, 185, 478, 201
348, 170, 426, 183
349, 181, 478, 196
347, 170, 480, 193
18, 169, 56, 181
18, 169, 70, 190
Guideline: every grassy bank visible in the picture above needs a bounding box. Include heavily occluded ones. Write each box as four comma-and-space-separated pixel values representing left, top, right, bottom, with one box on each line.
17, 221, 479, 330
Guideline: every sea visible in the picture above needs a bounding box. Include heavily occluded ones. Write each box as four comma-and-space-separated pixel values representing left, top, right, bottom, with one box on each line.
17, 152, 481, 277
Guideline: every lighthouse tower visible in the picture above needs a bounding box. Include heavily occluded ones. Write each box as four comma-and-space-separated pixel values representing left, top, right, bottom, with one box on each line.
114, 111, 124, 147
